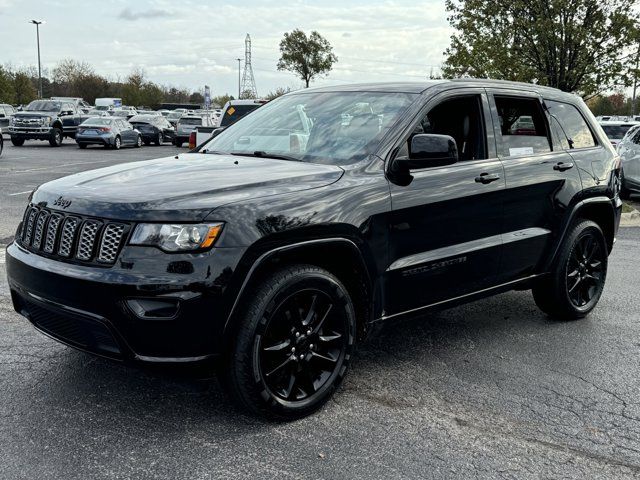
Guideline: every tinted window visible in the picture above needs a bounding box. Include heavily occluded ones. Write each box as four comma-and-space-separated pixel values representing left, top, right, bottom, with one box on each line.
494, 96, 551, 155
220, 104, 262, 127
546, 100, 595, 149
179, 118, 202, 126
601, 124, 636, 140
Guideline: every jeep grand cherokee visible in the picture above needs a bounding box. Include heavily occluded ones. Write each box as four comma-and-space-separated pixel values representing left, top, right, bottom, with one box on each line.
6, 80, 622, 419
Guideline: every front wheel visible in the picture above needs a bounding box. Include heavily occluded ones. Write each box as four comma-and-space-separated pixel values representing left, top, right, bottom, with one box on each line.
11, 137, 25, 147
49, 128, 63, 147
155, 132, 163, 146
220, 265, 356, 419
135, 135, 142, 148
112, 136, 121, 150
532, 220, 608, 320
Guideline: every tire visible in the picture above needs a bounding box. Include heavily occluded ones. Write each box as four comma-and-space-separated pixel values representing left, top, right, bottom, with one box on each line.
49, 128, 63, 147
532, 220, 608, 320
144, 139, 151, 146
220, 265, 356, 420
0, 135, 3, 156
78, 143, 87, 149
11, 137, 25, 147
112, 136, 121, 150
135, 135, 142, 148
175, 140, 183, 148
155, 132, 162, 146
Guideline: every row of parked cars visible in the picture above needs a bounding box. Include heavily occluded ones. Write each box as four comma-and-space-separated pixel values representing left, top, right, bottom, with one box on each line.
0, 97, 267, 152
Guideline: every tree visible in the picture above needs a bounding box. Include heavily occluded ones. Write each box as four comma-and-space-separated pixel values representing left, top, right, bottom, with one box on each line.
277, 29, 337, 88
442, 0, 640, 97
189, 92, 204, 104
264, 87, 291, 101
211, 94, 234, 108
14, 71, 37, 104
0, 66, 16, 103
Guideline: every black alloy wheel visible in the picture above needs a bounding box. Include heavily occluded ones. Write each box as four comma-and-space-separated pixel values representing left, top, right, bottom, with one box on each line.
221, 265, 356, 419
566, 231, 605, 308
532, 220, 607, 319
259, 289, 348, 403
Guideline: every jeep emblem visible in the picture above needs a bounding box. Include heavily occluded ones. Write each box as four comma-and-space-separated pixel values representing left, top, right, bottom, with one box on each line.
53, 196, 72, 209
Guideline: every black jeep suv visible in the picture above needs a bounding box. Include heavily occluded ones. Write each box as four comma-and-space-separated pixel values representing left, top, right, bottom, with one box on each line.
6, 80, 622, 418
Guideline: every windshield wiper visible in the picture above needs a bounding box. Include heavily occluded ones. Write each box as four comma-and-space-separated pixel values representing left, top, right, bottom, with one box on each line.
230, 151, 301, 162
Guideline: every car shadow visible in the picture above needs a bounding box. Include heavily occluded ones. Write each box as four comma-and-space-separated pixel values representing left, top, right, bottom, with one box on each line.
19, 289, 555, 431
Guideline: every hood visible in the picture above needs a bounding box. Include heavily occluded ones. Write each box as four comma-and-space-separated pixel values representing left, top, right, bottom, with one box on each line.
14, 111, 56, 118
31, 153, 344, 221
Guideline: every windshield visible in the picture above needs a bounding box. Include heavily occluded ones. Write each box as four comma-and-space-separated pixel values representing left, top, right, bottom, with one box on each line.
201, 91, 417, 165
26, 101, 61, 112
179, 117, 202, 126
168, 112, 182, 120
602, 124, 636, 139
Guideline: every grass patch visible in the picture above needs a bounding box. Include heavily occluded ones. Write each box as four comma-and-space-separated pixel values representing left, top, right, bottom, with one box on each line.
622, 202, 636, 214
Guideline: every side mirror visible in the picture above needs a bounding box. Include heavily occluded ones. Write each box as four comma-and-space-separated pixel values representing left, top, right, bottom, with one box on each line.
405, 134, 458, 168
389, 134, 458, 186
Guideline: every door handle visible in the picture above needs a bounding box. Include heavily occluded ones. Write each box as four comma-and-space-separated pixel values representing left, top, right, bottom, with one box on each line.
475, 172, 501, 184
553, 162, 574, 171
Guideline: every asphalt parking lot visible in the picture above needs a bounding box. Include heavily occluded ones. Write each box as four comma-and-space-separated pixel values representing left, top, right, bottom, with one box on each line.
1, 140, 640, 479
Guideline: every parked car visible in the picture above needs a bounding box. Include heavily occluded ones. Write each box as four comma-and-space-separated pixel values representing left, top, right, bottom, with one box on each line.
112, 109, 138, 121
616, 123, 640, 199
6, 80, 622, 419
87, 109, 110, 117
95, 98, 122, 111
174, 114, 215, 147
0, 103, 16, 134
599, 120, 640, 148
0, 128, 3, 157
129, 115, 175, 145
75, 117, 142, 149
167, 111, 183, 127
158, 109, 171, 117
8, 99, 90, 147
136, 110, 161, 116
51, 97, 92, 113
218, 99, 266, 127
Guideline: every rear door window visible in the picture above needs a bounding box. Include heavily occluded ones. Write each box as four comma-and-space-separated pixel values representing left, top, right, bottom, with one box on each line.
493, 96, 551, 156
546, 100, 596, 149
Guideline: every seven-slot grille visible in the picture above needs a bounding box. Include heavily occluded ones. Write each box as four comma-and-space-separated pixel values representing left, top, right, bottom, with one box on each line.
18, 205, 128, 266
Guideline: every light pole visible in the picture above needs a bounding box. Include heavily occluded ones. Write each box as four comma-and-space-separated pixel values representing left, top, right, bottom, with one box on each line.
236, 58, 242, 99
29, 19, 44, 99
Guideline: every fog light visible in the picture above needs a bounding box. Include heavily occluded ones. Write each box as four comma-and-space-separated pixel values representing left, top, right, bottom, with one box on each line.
126, 298, 180, 320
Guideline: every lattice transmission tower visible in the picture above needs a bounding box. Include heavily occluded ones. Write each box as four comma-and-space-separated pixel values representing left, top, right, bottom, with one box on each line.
240, 34, 258, 98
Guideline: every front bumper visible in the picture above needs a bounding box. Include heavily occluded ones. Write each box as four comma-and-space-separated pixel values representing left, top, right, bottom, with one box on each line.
9, 126, 52, 140
6, 242, 245, 364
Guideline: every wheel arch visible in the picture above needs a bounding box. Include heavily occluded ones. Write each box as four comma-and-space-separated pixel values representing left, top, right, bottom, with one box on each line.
546, 197, 615, 270
222, 238, 378, 345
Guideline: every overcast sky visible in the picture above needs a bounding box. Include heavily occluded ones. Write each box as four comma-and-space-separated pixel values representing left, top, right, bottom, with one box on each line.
0, 0, 452, 96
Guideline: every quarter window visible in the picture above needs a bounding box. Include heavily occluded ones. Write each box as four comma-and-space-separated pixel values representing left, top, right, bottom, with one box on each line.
546, 100, 596, 149
494, 96, 551, 156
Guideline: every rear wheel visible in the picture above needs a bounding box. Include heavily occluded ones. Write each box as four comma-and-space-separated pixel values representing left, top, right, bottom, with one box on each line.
532, 220, 608, 320
155, 132, 163, 146
49, 127, 63, 147
175, 140, 183, 147
11, 136, 24, 147
221, 265, 356, 419
135, 135, 142, 148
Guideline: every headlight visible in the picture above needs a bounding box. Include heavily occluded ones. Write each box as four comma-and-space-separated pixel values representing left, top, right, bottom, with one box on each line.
43, 117, 52, 125
130, 223, 224, 252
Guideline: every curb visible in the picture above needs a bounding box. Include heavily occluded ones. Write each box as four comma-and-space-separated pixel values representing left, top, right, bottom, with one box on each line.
621, 208, 640, 227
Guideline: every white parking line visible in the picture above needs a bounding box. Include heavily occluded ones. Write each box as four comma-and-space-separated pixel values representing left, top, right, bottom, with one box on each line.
8, 190, 32, 196
12, 160, 111, 173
